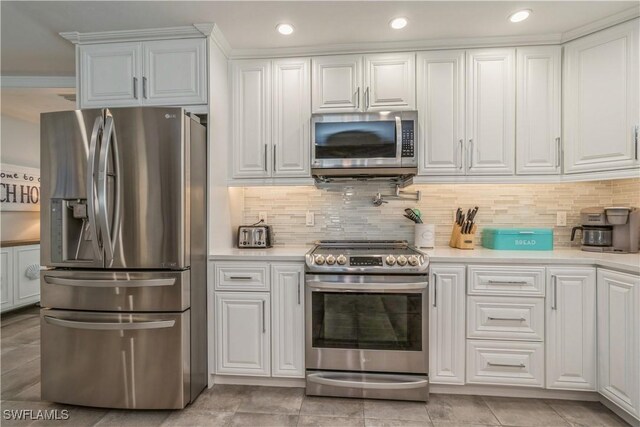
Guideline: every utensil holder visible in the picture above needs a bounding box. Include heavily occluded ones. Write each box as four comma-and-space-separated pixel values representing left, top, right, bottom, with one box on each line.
415, 224, 435, 248
449, 223, 477, 250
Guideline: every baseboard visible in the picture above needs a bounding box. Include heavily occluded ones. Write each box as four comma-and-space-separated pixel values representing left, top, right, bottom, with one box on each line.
430, 384, 599, 401
599, 395, 640, 427
210, 374, 306, 388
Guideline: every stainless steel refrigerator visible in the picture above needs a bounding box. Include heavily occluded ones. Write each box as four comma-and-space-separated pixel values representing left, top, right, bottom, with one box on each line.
39, 107, 207, 409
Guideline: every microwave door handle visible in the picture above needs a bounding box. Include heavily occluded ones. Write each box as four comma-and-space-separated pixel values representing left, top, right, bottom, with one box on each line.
395, 116, 402, 160
87, 115, 104, 262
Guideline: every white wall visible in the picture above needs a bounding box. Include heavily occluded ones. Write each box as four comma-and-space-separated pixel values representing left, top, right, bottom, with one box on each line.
0, 114, 41, 241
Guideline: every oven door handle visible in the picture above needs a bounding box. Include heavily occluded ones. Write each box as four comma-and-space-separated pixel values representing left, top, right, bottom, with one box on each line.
306, 280, 427, 292
307, 372, 428, 390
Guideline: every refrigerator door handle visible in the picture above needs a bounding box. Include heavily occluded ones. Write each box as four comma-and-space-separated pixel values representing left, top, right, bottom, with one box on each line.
43, 276, 176, 288
87, 116, 104, 262
97, 113, 122, 267
43, 316, 175, 330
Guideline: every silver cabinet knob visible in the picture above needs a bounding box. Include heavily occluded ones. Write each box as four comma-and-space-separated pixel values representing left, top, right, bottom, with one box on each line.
385, 255, 396, 266
314, 255, 325, 265
336, 254, 347, 265
326, 255, 336, 265
397, 255, 407, 266
408, 255, 419, 266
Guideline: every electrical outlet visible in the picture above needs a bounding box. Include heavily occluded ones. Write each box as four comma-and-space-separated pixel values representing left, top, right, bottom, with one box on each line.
258, 212, 268, 223
306, 211, 315, 226
556, 211, 567, 227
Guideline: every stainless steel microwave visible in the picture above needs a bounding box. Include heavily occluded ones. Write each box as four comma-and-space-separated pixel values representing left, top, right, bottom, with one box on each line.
311, 111, 418, 177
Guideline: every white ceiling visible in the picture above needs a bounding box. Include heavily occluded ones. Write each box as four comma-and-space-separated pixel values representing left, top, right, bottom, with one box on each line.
1, 88, 76, 123
1, 1, 638, 76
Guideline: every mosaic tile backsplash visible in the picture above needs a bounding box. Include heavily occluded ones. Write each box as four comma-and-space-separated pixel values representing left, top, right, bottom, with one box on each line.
242, 178, 639, 248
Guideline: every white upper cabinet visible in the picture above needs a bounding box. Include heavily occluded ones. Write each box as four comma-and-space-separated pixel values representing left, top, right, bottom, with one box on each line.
142, 39, 207, 105
231, 59, 272, 178
271, 263, 305, 378
564, 19, 640, 173
466, 48, 516, 175
312, 55, 362, 113
312, 53, 415, 113
546, 267, 596, 391
597, 269, 640, 419
272, 58, 311, 177
364, 53, 416, 111
516, 46, 561, 175
430, 264, 466, 385
417, 50, 466, 175
79, 38, 207, 108
80, 43, 142, 108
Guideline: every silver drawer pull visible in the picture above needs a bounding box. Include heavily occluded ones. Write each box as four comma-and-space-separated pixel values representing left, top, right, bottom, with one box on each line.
307, 372, 428, 390
487, 362, 526, 368
44, 316, 175, 330
44, 276, 175, 288
229, 276, 253, 280
488, 316, 526, 321
487, 280, 529, 285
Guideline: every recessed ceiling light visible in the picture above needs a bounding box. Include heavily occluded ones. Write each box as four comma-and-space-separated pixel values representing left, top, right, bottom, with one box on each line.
276, 23, 294, 35
509, 9, 531, 23
389, 17, 408, 30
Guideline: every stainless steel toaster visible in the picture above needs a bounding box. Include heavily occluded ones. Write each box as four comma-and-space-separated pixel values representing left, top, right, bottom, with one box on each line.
237, 224, 273, 248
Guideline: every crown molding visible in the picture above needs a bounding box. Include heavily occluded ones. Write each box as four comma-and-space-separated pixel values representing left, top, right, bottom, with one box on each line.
60, 23, 216, 45
561, 6, 639, 43
209, 23, 232, 58
1, 75, 75, 88
228, 33, 562, 59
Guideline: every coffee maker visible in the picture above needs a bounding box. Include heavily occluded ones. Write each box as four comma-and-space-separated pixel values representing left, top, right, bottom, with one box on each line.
571, 207, 640, 253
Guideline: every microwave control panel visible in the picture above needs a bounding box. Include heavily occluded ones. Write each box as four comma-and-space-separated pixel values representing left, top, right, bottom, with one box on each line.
401, 121, 415, 158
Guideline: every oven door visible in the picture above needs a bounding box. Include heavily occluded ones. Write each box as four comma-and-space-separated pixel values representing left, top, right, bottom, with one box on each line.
305, 274, 428, 374
311, 113, 403, 168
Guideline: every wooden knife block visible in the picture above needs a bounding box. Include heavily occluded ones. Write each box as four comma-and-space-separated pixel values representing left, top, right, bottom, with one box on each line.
449, 223, 477, 250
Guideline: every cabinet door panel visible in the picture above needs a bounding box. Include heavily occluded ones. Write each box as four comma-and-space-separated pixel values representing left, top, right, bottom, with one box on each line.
364, 53, 415, 111
466, 49, 516, 175
80, 43, 142, 108
215, 292, 270, 376
564, 20, 640, 173
13, 246, 40, 308
273, 58, 311, 177
271, 264, 305, 378
546, 268, 596, 390
143, 39, 207, 105
1, 248, 13, 311
231, 60, 271, 178
598, 269, 640, 418
417, 51, 465, 175
516, 46, 561, 175
312, 55, 362, 113
430, 264, 466, 384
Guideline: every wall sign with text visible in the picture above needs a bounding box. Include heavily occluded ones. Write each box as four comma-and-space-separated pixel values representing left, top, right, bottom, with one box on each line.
0, 164, 40, 212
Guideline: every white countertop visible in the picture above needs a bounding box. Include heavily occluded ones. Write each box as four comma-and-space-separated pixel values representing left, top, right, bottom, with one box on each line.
209, 246, 640, 274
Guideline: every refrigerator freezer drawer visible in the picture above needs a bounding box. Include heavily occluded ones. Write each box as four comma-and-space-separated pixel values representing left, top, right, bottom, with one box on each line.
41, 309, 190, 409
40, 270, 190, 312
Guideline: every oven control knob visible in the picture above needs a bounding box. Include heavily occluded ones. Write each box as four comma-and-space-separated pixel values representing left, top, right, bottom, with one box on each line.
314, 255, 325, 265
336, 254, 347, 265
396, 255, 408, 266
325, 255, 336, 265
408, 255, 419, 266
385, 255, 396, 266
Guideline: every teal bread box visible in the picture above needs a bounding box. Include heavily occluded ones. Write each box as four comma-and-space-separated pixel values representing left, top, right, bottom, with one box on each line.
482, 228, 554, 250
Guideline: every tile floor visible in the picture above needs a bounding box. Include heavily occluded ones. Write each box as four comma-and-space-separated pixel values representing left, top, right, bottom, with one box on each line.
1, 305, 630, 427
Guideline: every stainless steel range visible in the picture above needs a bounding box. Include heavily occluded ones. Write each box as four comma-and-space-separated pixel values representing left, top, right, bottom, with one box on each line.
305, 240, 429, 402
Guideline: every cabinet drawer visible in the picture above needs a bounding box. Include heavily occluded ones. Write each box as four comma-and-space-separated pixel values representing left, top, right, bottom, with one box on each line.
467, 340, 544, 387
215, 263, 270, 291
467, 296, 544, 341
468, 265, 545, 296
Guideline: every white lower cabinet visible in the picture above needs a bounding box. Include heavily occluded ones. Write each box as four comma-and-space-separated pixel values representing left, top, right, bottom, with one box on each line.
215, 292, 271, 376
546, 267, 596, 391
271, 263, 305, 378
597, 269, 640, 419
1, 245, 41, 313
429, 264, 466, 384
